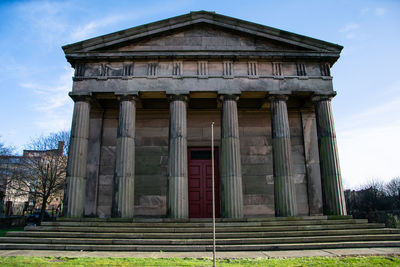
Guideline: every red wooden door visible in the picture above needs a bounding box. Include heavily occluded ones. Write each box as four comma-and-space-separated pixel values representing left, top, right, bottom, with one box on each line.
188, 148, 220, 218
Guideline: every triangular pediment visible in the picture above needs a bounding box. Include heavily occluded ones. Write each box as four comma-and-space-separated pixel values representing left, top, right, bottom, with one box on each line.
63, 11, 342, 61
103, 24, 312, 52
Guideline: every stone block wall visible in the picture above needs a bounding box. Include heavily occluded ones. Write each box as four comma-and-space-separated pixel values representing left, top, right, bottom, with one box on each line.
238, 110, 274, 216
135, 110, 169, 216
84, 106, 313, 218
239, 109, 310, 216
97, 109, 118, 218
289, 111, 310, 215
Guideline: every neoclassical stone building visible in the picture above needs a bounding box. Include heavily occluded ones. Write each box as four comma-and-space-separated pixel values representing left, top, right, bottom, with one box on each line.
63, 11, 346, 219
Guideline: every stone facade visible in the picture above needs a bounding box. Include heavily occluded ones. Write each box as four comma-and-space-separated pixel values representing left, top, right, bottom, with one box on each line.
63, 11, 346, 218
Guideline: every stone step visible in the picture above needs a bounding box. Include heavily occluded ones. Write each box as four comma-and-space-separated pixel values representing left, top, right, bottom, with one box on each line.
0, 240, 399, 251
8, 228, 399, 239
40, 219, 368, 228
55, 215, 333, 223
24, 223, 385, 233
1, 234, 399, 245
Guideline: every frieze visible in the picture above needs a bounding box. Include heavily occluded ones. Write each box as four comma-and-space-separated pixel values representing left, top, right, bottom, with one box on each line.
247, 61, 258, 78
74, 63, 86, 77
172, 61, 182, 77
320, 63, 331, 76
272, 62, 282, 76
147, 62, 158, 78
223, 61, 233, 78
197, 61, 208, 78
296, 63, 307, 76
72, 61, 332, 80
123, 63, 134, 76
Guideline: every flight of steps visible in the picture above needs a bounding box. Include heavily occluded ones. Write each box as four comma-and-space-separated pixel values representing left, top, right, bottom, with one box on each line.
1, 215, 399, 251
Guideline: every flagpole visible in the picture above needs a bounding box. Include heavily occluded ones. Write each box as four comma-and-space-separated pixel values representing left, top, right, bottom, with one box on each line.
211, 122, 216, 267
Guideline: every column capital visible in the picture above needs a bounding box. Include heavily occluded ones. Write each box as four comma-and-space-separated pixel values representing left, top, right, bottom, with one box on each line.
219, 94, 239, 102
115, 93, 138, 102
168, 94, 188, 102
268, 94, 289, 102
312, 92, 337, 102
69, 92, 92, 102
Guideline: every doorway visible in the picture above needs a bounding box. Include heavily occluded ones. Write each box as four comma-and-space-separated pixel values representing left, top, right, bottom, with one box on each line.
188, 147, 220, 218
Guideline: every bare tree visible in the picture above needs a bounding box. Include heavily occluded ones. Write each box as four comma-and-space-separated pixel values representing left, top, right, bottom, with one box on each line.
385, 177, 400, 209
0, 137, 15, 156
28, 130, 70, 156
385, 177, 400, 196
6, 131, 69, 223
0, 138, 16, 210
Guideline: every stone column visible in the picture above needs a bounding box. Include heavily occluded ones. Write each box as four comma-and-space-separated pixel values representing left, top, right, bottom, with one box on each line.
66, 94, 91, 217
269, 94, 297, 217
220, 94, 243, 218
113, 94, 136, 218
313, 95, 346, 215
167, 94, 188, 219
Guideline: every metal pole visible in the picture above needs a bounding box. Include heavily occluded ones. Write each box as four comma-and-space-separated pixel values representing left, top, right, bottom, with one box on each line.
211, 122, 216, 267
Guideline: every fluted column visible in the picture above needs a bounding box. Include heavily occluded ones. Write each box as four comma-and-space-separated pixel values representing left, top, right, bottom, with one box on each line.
220, 94, 243, 218
113, 94, 136, 218
270, 94, 297, 217
167, 94, 188, 219
313, 95, 346, 215
66, 94, 91, 217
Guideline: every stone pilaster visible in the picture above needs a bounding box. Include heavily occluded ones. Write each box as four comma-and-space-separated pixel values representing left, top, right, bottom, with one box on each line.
66, 93, 91, 217
269, 94, 297, 217
313, 95, 347, 215
301, 109, 323, 215
220, 94, 243, 218
113, 94, 136, 218
167, 94, 188, 219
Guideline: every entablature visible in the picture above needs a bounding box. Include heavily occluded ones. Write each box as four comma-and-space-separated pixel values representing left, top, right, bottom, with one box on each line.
72, 59, 333, 81
72, 90, 326, 111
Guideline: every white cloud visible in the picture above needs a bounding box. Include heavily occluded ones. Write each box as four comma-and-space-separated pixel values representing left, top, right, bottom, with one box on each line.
338, 124, 400, 189
339, 23, 359, 39
70, 15, 129, 41
15, 1, 71, 45
20, 67, 74, 133
360, 7, 370, 16
339, 23, 359, 33
360, 7, 386, 17
337, 82, 400, 189
375, 8, 386, 16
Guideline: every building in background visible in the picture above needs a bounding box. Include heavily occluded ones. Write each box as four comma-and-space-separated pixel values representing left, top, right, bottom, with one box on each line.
0, 142, 65, 216
63, 11, 346, 219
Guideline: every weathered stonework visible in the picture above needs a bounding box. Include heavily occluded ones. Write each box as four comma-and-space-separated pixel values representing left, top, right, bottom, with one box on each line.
220, 95, 243, 218
270, 95, 297, 217
167, 95, 189, 219
313, 95, 347, 215
63, 11, 346, 218
66, 94, 91, 217
113, 95, 137, 218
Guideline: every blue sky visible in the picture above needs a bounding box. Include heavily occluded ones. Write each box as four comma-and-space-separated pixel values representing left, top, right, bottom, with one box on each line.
0, 0, 399, 188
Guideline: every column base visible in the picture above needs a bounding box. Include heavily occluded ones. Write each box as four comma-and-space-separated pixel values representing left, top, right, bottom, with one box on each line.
66, 176, 86, 218
168, 176, 188, 219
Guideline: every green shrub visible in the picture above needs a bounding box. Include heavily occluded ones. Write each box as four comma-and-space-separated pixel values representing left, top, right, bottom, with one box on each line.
386, 213, 400, 228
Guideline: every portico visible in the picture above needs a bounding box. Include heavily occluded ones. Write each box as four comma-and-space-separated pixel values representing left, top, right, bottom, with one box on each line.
63, 11, 346, 219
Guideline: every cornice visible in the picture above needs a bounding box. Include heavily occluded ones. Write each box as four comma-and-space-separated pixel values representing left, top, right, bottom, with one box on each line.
63, 11, 343, 59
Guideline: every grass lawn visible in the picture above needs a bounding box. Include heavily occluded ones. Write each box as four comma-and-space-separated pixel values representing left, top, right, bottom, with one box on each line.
0, 256, 399, 266
0, 227, 24, 237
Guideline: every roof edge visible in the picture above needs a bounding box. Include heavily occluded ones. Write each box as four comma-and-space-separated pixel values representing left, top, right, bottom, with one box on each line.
62, 11, 343, 54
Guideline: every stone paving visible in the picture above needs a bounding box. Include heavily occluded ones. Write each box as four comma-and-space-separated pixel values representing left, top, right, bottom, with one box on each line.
0, 247, 398, 258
